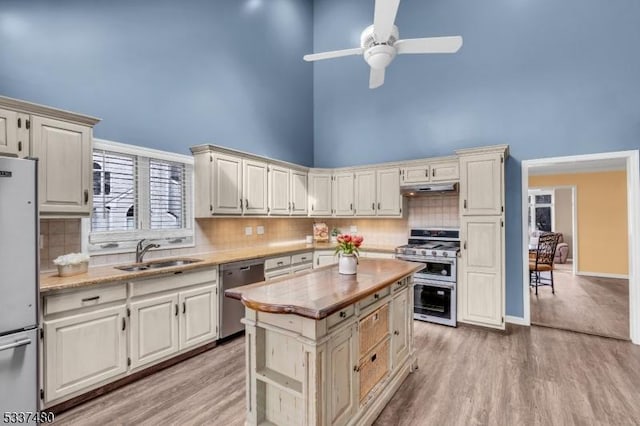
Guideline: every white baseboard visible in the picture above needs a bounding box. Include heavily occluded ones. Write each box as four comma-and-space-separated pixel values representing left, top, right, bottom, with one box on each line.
576, 271, 629, 280
506, 315, 529, 326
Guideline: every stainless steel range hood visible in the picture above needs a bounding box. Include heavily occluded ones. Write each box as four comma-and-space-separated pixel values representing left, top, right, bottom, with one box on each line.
400, 182, 458, 196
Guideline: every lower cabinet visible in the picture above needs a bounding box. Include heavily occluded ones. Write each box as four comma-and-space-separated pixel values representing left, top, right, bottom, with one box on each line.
313, 250, 337, 268
327, 324, 357, 426
43, 305, 127, 404
179, 285, 218, 350
391, 289, 409, 367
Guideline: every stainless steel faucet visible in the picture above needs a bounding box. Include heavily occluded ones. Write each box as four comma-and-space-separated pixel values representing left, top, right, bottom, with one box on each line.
136, 239, 160, 263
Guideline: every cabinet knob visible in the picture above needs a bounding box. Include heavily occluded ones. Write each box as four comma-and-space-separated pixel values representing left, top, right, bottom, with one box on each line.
394, 330, 400, 336
372, 202, 375, 210
18, 141, 22, 152
122, 317, 126, 331
84, 190, 89, 204
182, 302, 186, 314
339, 311, 346, 318
432, 169, 435, 177
175, 304, 179, 316
378, 202, 381, 210
463, 199, 467, 209
374, 293, 379, 299
425, 169, 428, 177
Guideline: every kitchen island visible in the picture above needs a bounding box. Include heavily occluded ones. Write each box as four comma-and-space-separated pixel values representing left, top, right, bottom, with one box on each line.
225, 258, 424, 426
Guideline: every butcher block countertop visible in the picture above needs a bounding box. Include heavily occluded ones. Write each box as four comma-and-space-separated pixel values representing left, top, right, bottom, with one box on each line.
225, 258, 424, 320
39, 243, 396, 294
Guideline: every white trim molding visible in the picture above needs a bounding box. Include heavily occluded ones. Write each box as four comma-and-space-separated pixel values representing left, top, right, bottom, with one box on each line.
576, 271, 629, 280
522, 149, 640, 345
506, 316, 528, 326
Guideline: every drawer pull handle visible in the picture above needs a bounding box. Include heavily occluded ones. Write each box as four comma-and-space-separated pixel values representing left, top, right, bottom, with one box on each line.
301, 257, 307, 261
425, 169, 428, 177
374, 293, 379, 299
81, 296, 100, 303
371, 353, 377, 362
84, 189, 89, 204
122, 317, 126, 331
182, 302, 186, 314
339, 311, 346, 318
0, 338, 31, 352
175, 304, 179, 316
277, 261, 284, 266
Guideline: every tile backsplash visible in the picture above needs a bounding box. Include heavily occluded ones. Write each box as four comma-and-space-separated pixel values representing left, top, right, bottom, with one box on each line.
39, 193, 459, 272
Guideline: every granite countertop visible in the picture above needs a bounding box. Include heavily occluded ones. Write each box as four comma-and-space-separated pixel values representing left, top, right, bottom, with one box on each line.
225, 258, 424, 319
39, 242, 397, 294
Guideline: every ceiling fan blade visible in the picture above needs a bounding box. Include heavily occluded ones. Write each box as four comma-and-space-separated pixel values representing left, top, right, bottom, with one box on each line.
395, 36, 463, 54
303, 48, 364, 62
373, 0, 400, 42
369, 67, 386, 89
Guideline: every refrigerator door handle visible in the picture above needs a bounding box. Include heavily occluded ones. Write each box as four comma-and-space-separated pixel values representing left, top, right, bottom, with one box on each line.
0, 338, 31, 352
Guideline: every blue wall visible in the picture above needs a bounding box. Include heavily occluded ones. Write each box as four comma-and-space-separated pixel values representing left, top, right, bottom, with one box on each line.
313, 0, 640, 317
0, 0, 314, 165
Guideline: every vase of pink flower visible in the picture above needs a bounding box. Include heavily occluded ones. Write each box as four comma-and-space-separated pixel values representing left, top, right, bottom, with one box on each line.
335, 234, 364, 275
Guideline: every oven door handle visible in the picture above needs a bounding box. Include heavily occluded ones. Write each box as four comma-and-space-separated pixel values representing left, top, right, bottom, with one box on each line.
397, 255, 456, 265
414, 280, 455, 290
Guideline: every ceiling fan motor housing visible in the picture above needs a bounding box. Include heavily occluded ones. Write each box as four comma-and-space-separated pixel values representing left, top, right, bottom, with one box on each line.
361, 24, 399, 69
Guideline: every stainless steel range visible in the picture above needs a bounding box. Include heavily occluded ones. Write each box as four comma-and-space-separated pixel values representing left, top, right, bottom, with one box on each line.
395, 228, 460, 327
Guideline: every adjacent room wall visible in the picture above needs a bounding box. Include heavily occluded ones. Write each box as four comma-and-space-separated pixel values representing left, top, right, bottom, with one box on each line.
554, 188, 574, 260
312, 0, 640, 316
0, 0, 314, 165
529, 171, 628, 277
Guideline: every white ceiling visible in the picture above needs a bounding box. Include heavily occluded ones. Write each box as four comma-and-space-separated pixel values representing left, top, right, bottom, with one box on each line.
528, 158, 626, 176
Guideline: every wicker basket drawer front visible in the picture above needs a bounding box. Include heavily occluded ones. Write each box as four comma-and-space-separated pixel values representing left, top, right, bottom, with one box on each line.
358, 338, 390, 403
359, 303, 389, 356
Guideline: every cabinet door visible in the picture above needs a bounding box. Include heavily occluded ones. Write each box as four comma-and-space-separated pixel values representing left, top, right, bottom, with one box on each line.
376, 167, 401, 216
333, 172, 354, 216
268, 165, 290, 215
354, 170, 376, 216
328, 324, 357, 426
459, 153, 503, 216
309, 173, 332, 216
43, 306, 127, 403
431, 161, 460, 182
179, 285, 217, 350
313, 251, 337, 268
290, 170, 308, 216
130, 293, 179, 370
243, 159, 268, 215
31, 116, 92, 215
459, 216, 504, 329
213, 153, 243, 214
401, 164, 430, 184
0, 108, 18, 157
391, 290, 409, 367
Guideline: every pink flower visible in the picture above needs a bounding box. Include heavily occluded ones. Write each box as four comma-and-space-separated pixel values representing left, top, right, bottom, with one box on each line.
343, 234, 352, 243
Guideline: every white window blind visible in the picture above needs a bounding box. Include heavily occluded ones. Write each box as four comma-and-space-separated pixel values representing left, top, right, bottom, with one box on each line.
86, 139, 194, 253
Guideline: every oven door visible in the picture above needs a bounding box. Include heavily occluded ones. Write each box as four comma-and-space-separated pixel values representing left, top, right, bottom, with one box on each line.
413, 279, 456, 327
397, 255, 456, 283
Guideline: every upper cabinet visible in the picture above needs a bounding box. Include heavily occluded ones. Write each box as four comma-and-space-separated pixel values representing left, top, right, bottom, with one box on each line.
459, 151, 504, 216
268, 165, 290, 215
376, 167, 401, 216
242, 159, 268, 215
290, 169, 308, 216
333, 172, 355, 216
354, 170, 376, 216
401, 159, 459, 185
213, 153, 243, 215
309, 172, 332, 216
0, 96, 100, 218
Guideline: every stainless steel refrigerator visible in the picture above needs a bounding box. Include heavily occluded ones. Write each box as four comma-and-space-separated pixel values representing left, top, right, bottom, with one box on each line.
0, 157, 39, 414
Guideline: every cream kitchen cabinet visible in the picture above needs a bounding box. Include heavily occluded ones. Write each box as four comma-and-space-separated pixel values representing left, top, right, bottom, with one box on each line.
212, 152, 244, 214
401, 159, 459, 185
242, 159, 268, 215
431, 160, 460, 182
268, 164, 290, 215
401, 164, 431, 184
290, 169, 308, 215
0, 107, 20, 157
313, 250, 338, 268
391, 287, 410, 368
333, 172, 355, 216
354, 170, 376, 216
178, 285, 218, 351
309, 172, 333, 216
265, 252, 313, 279
328, 323, 358, 426
376, 167, 402, 216
459, 151, 504, 216
32, 116, 93, 216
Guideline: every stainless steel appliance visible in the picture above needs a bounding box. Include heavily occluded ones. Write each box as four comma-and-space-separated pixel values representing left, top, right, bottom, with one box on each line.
400, 182, 458, 197
0, 157, 39, 413
395, 228, 460, 327
219, 258, 265, 339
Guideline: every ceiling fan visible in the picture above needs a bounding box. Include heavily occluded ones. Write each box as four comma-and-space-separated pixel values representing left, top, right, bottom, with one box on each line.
303, 0, 463, 89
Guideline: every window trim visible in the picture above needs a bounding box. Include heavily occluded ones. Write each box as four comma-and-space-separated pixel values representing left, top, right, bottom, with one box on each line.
83, 138, 195, 254
528, 189, 555, 232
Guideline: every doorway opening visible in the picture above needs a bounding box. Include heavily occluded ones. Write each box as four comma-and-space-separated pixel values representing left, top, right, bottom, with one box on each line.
521, 150, 640, 344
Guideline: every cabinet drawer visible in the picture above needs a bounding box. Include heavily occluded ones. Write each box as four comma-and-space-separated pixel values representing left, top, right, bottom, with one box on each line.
431, 161, 459, 182
265, 255, 291, 271
359, 304, 389, 356
392, 278, 408, 293
358, 287, 390, 311
130, 268, 217, 298
326, 305, 355, 330
265, 268, 291, 280
291, 263, 313, 274
358, 338, 390, 403
291, 252, 313, 265
44, 283, 127, 316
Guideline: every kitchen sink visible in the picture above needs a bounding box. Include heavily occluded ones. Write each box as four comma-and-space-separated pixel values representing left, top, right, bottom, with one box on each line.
115, 258, 202, 272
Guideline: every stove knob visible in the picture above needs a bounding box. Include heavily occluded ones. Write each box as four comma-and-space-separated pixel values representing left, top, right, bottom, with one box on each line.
432, 250, 437, 257
443, 252, 448, 257
421, 250, 427, 256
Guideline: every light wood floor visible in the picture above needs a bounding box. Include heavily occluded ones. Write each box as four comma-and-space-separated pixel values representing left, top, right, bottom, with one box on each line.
54, 322, 640, 425
530, 263, 629, 340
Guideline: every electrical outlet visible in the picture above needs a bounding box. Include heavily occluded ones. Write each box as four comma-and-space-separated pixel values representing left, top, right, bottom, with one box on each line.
245, 226, 253, 236
256, 225, 265, 235
350, 225, 358, 234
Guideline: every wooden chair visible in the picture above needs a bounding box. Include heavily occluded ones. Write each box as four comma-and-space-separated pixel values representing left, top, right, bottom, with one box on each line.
529, 233, 561, 295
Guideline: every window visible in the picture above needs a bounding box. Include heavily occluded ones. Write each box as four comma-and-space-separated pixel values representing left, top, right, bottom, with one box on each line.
85, 139, 194, 254
528, 190, 554, 232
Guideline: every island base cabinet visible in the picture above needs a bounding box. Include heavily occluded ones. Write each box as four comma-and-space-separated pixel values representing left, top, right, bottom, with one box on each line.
328, 324, 357, 426
43, 306, 127, 404
391, 290, 410, 368
129, 294, 179, 370
179, 285, 217, 351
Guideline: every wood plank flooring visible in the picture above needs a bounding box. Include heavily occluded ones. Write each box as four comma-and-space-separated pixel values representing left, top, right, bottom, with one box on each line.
530, 264, 629, 340
53, 322, 640, 426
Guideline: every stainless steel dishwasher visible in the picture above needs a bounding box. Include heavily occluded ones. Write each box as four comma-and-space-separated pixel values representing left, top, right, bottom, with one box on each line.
219, 258, 265, 339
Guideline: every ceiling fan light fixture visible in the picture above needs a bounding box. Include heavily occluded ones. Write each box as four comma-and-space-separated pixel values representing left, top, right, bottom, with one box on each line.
364, 44, 396, 69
